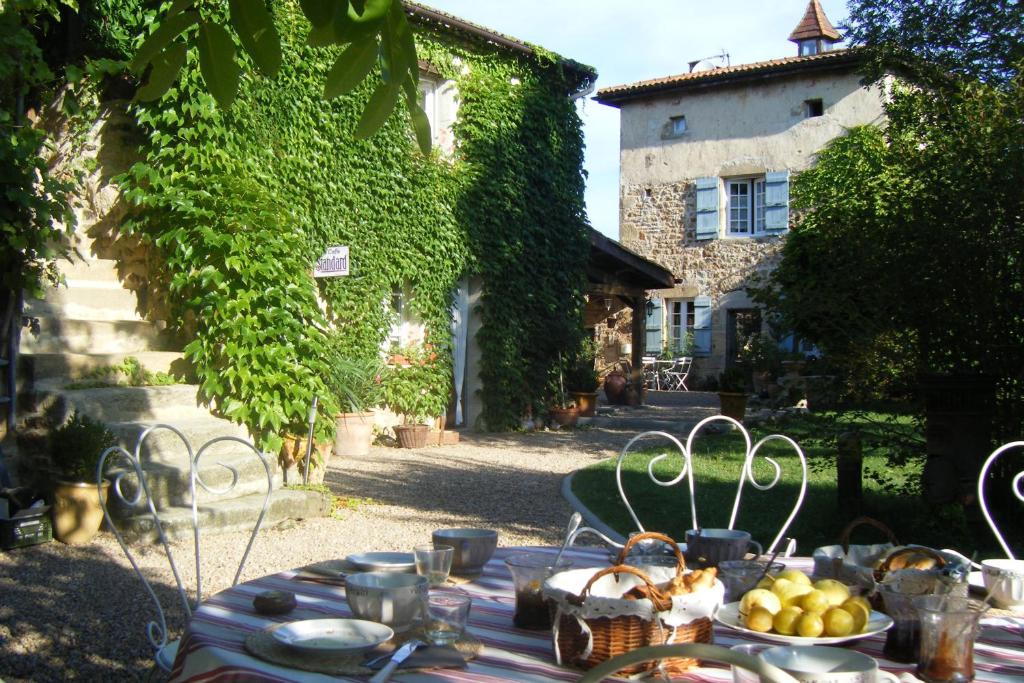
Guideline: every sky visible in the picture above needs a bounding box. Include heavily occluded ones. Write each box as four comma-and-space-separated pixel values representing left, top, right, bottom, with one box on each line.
420, 0, 851, 239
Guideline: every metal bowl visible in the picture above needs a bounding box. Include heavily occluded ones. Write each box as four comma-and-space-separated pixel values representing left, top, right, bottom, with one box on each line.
344, 572, 428, 632
432, 528, 498, 574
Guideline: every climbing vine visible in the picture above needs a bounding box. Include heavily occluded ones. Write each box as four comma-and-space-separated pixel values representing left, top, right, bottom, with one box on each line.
52, 0, 592, 444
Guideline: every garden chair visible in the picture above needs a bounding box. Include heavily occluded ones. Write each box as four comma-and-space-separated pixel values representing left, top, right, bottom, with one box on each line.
577, 643, 799, 683
614, 417, 807, 555
663, 356, 692, 391
977, 440, 1024, 559
641, 356, 659, 390
97, 424, 274, 674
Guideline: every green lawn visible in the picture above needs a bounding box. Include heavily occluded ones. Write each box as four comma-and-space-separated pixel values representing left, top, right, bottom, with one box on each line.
572, 412, 1016, 558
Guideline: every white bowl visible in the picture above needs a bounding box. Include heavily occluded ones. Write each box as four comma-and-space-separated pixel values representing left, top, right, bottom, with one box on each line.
981, 558, 1024, 610
759, 645, 899, 683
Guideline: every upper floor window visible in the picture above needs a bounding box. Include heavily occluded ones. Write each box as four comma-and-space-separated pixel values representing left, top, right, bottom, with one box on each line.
418, 75, 459, 155
804, 98, 824, 118
727, 178, 767, 236
695, 171, 790, 240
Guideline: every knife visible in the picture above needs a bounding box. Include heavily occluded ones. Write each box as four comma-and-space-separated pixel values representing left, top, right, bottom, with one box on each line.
369, 638, 425, 683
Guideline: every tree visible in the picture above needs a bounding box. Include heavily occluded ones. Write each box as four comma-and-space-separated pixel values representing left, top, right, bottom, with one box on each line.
130, 0, 431, 153
754, 0, 1024, 407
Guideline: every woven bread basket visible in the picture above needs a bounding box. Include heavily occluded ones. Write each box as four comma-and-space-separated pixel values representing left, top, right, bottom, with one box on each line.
543, 532, 723, 677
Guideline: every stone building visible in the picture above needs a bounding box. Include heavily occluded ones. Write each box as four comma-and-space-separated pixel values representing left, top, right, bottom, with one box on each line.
594, 0, 887, 383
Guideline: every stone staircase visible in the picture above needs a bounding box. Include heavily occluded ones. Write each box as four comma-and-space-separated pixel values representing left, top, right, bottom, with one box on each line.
17, 244, 327, 542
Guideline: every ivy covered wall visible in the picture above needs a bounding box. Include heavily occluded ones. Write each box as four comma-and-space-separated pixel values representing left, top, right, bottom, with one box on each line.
73, 1, 591, 444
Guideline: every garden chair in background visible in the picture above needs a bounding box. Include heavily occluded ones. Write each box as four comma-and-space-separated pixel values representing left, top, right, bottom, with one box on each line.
614, 417, 807, 556
977, 440, 1024, 559
97, 425, 273, 674
662, 357, 692, 391
641, 356, 659, 390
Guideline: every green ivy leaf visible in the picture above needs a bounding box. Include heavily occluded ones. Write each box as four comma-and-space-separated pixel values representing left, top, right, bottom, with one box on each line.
136, 41, 188, 102
402, 77, 431, 155
197, 22, 241, 110
168, 0, 196, 16
349, 0, 390, 23
323, 37, 378, 100
129, 10, 199, 75
229, 0, 282, 77
354, 80, 401, 139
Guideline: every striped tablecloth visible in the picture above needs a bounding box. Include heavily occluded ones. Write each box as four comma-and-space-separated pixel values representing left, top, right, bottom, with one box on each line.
169, 547, 1024, 682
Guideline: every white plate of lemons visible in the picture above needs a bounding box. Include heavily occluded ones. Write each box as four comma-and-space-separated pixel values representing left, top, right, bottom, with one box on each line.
715, 568, 893, 645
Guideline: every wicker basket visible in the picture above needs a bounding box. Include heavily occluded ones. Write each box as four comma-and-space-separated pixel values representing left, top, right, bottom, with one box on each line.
543, 532, 722, 677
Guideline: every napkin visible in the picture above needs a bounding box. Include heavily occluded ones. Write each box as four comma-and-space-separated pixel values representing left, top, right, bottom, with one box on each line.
368, 646, 468, 671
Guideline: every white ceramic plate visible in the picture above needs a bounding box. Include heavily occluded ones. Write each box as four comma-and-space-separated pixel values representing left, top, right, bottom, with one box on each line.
271, 618, 393, 655
715, 602, 893, 645
347, 552, 416, 573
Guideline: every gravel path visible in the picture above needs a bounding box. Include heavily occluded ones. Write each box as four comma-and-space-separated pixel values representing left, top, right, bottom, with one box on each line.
0, 393, 717, 682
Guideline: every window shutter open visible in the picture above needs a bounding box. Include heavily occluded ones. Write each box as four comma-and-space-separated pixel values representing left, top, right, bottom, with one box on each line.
693, 295, 712, 354
764, 170, 790, 233
645, 297, 663, 355
695, 177, 719, 240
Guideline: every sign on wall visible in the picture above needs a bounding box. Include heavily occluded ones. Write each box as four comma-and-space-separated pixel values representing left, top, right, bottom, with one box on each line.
314, 246, 349, 278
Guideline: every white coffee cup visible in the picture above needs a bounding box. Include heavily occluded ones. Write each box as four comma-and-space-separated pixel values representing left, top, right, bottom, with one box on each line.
759, 645, 899, 683
980, 558, 1024, 611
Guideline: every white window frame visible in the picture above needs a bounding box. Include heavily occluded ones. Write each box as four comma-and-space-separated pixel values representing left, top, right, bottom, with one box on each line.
417, 74, 458, 154
665, 299, 696, 353
726, 177, 767, 236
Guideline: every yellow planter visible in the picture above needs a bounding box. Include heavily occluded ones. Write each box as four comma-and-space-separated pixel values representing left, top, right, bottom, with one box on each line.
52, 480, 110, 545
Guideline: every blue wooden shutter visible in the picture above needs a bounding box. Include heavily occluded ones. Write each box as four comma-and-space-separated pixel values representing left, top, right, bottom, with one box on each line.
645, 297, 663, 355
695, 177, 719, 240
763, 170, 790, 233
693, 296, 712, 354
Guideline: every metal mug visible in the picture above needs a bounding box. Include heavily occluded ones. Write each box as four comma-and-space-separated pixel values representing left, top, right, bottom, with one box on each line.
685, 528, 762, 567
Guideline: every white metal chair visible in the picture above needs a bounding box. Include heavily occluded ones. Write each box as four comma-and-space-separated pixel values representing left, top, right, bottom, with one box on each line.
663, 356, 692, 391
977, 441, 1024, 559
577, 643, 799, 683
97, 424, 274, 674
641, 356, 659, 390
614, 416, 807, 555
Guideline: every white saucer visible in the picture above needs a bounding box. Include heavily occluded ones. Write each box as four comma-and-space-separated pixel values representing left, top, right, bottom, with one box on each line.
271, 618, 393, 655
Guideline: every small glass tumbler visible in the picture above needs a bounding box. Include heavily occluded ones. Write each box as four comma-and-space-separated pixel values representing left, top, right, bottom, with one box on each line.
878, 584, 922, 663
415, 543, 454, 586
505, 552, 573, 630
717, 560, 785, 602
425, 593, 472, 646
913, 595, 986, 683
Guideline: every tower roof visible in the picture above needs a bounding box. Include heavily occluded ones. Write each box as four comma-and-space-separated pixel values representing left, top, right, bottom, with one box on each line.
788, 0, 842, 43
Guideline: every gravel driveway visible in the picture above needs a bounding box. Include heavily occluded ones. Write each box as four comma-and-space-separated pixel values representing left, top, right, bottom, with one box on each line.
0, 392, 717, 682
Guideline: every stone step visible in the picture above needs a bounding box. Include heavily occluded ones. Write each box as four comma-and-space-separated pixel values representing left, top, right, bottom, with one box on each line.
55, 256, 121, 284
24, 284, 145, 322
20, 318, 169, 354
105, 419, 283, 509
112, 487, 330, 544
52, 385, 218, 423
20, 351, 186, 384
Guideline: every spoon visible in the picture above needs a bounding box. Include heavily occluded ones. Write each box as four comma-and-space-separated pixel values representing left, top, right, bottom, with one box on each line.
755, 541, 787, 585
552, 512, 583, 567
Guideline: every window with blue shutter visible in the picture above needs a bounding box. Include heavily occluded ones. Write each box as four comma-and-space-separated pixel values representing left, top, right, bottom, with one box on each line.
695, 177, 719, 240
763, 170, 790, 233
644, 298, 663, 355
693, 296, 712, 354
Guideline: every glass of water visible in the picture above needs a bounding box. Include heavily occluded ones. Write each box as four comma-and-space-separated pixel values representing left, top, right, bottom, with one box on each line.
425, 593, 471, 646
414, 543, 454, 586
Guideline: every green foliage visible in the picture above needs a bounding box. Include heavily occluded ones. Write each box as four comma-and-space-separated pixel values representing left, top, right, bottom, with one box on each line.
108, 0, 590, 438
658, 333, 693, 360
324, 345, 385, 413
380, 342, 448, 423
718, 366, 747, 393
564, 347, 598, 393
49, 411, 119, 481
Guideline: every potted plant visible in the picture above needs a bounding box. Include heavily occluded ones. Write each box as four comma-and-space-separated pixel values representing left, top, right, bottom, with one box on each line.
548, 354, 580, 428
48, 411, 119, 544
739, 334, 782, 395
717, 366, 749, 422
565, 345, 600, 417
326, 353, 385, 457
381, 342, 449, 448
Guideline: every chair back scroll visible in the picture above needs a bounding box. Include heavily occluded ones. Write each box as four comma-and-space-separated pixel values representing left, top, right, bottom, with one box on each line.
977, 441, 1024, 559
615, 416, 807, 555
97, 424, 273, 658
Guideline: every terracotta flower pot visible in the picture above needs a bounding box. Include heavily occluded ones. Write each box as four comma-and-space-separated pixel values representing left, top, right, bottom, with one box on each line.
718, 391, 748, 422
603, 372, 629, 405
394, 424, 429, 448
52, 479, 110, 545
549, 406, 579, 428
334, 411, 375, 457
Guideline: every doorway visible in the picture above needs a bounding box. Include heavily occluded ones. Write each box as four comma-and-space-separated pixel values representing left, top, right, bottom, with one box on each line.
725, 308, 762, 367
